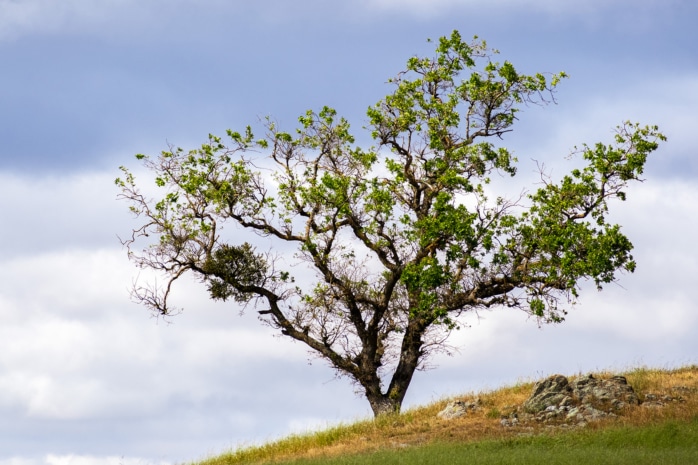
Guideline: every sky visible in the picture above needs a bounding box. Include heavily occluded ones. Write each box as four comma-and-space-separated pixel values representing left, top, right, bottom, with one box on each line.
1, 0, 697, 463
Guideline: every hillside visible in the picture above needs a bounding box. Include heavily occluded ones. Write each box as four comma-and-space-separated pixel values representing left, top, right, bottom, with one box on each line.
188, 366, 698, 465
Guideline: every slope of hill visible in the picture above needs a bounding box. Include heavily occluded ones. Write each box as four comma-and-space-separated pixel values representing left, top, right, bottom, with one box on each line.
188, 366, 698, 465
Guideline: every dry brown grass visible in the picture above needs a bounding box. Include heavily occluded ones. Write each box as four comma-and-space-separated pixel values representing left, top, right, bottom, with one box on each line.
613, 366, 698, 426
193, 365, 698, 465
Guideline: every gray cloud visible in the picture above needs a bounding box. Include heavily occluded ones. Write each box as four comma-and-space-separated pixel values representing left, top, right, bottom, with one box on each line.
1, 130, 695, 463
1, 1, 697, 463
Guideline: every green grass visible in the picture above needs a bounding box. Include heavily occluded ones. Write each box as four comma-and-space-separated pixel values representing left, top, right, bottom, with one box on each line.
189, 366, 698, 465
285, 418, 698, 465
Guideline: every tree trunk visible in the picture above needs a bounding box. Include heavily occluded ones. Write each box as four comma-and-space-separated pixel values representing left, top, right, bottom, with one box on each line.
360, 364, 403, 417
363, 317, 428, 417
366, 392, 401, 417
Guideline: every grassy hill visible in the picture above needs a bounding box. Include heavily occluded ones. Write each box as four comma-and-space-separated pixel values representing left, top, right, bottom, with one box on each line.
188, 366, 698, 465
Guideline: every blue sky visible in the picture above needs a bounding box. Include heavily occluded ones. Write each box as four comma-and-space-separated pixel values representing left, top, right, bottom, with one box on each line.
1, 1, 697, 464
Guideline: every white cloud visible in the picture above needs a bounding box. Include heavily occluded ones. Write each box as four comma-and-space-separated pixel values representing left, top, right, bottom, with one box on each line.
2, 68, 695, 423
1, 40, 696, 459
0, 458, 37, 465
562, 74, 697, 154
0, 0, 675, 41
0, 248, 152, 419
409, 176, 698, 404
0, 171, 133, 259
0, 0, 121, 39
360, 0, 672, 18
0, 0, 233, 41
45, 455, 171, 465
287, 417, 332, 435
0, 241, 320, 422
499, 72, 698, 187
0, 457, 169, 465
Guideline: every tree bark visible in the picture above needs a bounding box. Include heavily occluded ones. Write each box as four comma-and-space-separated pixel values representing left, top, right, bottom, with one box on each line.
362, 315, 428, 417
365, 391, 401, 417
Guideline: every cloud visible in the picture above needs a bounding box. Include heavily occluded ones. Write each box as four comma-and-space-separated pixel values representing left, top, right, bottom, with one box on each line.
0, 0, 354, 41
405, 176, 698, 404
5, 133, 692, 423
0, 248, 152, 419
0, 0, 123, 39
497, 72, 698, 185
0, 458, 36, 465
0, 171, 132, 259
359, 0, 673, 19
0, 245, 307, 420
1, 172, 694, 460
45, 456, 171, 465
0, 0, 236, 41
1, 22, 697, 460
2, 62, 694, 419
0, 457, 169, 465
0, 0, 676, 42
0, 239, 366, 461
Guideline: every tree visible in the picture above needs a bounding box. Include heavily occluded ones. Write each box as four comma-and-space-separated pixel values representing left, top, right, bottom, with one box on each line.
115, 31, 665, 417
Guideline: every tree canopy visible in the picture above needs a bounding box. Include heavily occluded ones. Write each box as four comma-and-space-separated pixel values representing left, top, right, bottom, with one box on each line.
115, 31, 666, 416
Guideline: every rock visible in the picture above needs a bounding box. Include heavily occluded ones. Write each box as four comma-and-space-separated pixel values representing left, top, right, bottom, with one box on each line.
499, 373, 640, 428
437, 398, 482, 419
523, 374, 638, 415
571, 374, 639, 408
670, 385, 696, 395
437, 401, 467, 419
522, 374, 572, 413
583, 405, 612, 421
642, 391, 686, 408
565, 406, 581, 421
442, 371, 688, 429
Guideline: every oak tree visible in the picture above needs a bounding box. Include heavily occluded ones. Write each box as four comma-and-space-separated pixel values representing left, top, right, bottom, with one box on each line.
115, 31, 665, 416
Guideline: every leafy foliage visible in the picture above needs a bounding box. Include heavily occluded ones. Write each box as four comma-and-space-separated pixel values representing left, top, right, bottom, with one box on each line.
115, 31, 665, 416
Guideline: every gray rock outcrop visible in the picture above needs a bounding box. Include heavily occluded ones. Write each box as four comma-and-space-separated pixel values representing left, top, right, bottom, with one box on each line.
522, 374, 572, 413
437, 398, 482, 419
572, 374, 639, 408
501, 373, 640, 427
523, 373, 639, 414
437, 372, 692, 428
